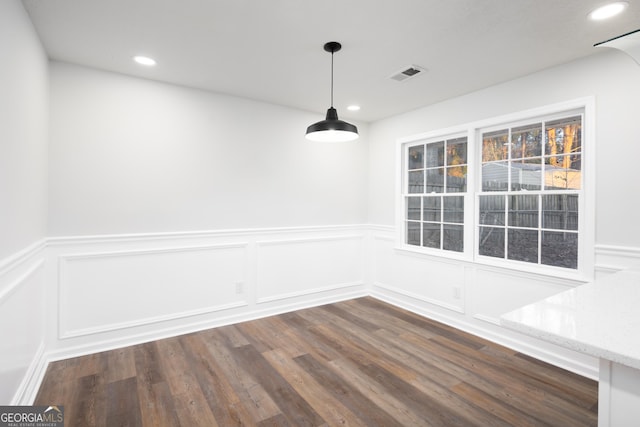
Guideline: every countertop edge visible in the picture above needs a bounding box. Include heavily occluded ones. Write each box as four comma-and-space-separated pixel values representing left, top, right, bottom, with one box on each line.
501, 310, 640, 370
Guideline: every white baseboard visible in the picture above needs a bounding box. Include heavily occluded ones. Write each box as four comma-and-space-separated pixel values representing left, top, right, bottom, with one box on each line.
372, 281, 464, 313
11, 342, 47, 405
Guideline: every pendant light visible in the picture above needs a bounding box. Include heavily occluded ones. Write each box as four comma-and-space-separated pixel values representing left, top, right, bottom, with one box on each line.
305, 42, 359, 142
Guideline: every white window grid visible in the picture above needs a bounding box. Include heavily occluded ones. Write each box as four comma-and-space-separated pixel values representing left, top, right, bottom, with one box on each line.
396, 99, 593, 281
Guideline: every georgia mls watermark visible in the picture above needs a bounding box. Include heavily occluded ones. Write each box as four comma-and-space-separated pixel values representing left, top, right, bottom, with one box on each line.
0, 406, 64, 427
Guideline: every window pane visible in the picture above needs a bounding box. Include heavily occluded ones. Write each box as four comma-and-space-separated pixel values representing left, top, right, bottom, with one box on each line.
407, 197, 421, 221
541, 231, 578, 269
446, 167, 467, 192
543, 194, 578, 231
408, 170, 424, 193
426, 168, 444, 193
508, 195, 538, 228
423, 223, 441, 249
427, 141, 445, 167
423, 196, 441, 222
479, 227, 505, 258
443, 196, 464, 223
479, 195, 505, 226
510, 159, 542, 191
443, 225, 464, 252
482, 130, 509, 162
447, 137, 467, 165
507, 228, 538, 263
545, 116, 581, 156
511, 123, 542, 159
408, 145, 424, 170
544, 154, 581, 190
473, 113, 583, 271
407, 221, 421, 246
482, 161, 509, 191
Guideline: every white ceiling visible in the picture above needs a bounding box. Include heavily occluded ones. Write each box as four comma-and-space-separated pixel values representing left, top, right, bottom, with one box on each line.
21, 0, 640, 122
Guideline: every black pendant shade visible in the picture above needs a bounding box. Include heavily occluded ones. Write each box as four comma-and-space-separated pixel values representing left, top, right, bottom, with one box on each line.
306, 107, 358, 142
305, 42, 359, 142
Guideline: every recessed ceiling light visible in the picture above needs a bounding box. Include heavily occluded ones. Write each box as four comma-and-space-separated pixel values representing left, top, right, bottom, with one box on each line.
347, 105, 361, 111
589, 2, 628, 20
133, 55, 157, 66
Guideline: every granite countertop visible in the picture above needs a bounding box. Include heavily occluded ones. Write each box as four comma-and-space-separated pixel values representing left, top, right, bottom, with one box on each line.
501, 269, 640, 370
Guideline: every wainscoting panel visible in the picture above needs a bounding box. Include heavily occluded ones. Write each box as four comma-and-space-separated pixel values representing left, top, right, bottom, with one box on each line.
0, 242, 46, 405
595, 244, 640, 278
256, 235, 365, 303
58, 243, 249, 339
45, 226, 368, 361
371, 235, 465, 313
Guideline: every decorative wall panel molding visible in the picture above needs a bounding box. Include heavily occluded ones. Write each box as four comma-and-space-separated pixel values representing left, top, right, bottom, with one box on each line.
256, 235, 365, 303
371, 233, 465, 314
46, 225, 369, 358
595, 244, 640, 277
0, 240, 46, 278
0, 259, 44, 307
57, 243, 249, 338
46, 224, 368, 246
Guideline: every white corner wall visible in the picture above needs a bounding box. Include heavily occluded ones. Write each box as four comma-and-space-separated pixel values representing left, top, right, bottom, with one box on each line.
0, 0, 48, 260
0, 0, 49, 405
367, 50, 640, 379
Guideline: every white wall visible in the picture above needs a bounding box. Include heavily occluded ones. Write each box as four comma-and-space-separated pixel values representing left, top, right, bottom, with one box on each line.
368, 50, 640, 249
0, 0, 48, 405
48, 62, 369, 236
366, 50, 640, 378
0, 0, 48, 259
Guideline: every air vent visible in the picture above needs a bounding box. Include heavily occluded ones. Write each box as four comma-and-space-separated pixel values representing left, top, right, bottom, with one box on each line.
389, 65, 427, 82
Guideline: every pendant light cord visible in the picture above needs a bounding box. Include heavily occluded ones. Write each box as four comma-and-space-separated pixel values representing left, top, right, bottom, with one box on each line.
330, 50, 334, 108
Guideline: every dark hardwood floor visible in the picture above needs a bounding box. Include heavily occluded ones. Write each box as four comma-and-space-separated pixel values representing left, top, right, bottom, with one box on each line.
35, 297, 598, 426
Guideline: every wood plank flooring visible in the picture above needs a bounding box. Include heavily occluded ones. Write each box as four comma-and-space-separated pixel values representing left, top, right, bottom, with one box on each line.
35, 297, 598, 426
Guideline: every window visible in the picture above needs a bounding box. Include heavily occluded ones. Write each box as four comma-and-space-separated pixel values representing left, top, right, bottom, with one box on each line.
479, 116, 581, 269
404, 136, 468, 252
398, 100, 592, 277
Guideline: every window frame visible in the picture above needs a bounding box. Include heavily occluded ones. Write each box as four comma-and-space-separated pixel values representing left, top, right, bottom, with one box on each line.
396, 97, 595, 281
397, 128, 474, 262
